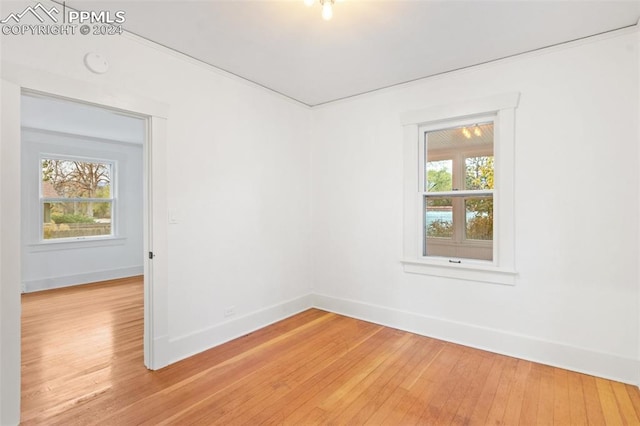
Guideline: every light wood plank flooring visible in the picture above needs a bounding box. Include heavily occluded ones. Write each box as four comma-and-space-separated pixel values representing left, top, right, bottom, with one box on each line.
21, 277, 640, 425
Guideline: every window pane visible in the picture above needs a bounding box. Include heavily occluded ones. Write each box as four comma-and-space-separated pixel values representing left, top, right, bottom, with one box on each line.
465, 156, 494, 190
425, 197, 453, 238
426, 122, 493, 153
42, 159, 111, 198
424, 121, 494, 262
465, 197, 493, 241
426, 160, 452, 192
43, 201, 112, 239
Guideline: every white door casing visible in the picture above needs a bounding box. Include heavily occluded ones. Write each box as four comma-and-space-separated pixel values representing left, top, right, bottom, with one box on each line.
0, 63, 170, 424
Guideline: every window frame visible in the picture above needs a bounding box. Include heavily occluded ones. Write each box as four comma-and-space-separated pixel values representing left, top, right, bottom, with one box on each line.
401, 93, 519, 285
39, 153, 118, 243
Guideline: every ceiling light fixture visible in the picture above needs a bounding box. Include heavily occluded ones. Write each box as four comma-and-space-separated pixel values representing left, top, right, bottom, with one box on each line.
461, 125, 482, 139
305, 0, 340, 21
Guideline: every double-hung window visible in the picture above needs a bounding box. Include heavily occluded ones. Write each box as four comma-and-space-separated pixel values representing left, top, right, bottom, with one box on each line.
41, 157, 115, 241
421, 118, 495, 262
401, 93, 519, 285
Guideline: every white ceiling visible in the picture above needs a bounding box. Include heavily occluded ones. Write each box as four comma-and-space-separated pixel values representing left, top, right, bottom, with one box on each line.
67, 1, 639, 106
21, 93, 146, 144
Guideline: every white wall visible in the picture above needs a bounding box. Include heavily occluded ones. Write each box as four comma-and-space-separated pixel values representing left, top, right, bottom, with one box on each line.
1, 10, 313, 339
21, 128, 144, 292
311, 30, 640, 384
637, 21, 640, 378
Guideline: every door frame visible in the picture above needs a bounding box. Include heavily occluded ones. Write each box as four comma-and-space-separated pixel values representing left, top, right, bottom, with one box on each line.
1, 63, 170, 423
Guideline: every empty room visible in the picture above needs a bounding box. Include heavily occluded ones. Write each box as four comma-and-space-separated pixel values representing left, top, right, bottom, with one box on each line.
1, 0, 640, 424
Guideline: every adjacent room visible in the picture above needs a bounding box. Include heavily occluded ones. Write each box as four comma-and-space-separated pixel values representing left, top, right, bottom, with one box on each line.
1, 0, 639, 424
20, 93, 145, 293
18, 93, 146, 423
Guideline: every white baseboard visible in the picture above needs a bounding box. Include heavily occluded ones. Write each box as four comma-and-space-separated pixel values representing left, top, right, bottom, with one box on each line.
163, 293, 314, 368
313, 293, 640, 386
23, 266, 143, 292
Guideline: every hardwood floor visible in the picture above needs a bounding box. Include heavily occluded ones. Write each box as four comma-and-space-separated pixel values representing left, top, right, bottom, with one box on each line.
21, 277, 640, 425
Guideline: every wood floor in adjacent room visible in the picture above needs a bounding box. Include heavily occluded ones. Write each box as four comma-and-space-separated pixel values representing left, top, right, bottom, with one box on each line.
21, 277, 640, 425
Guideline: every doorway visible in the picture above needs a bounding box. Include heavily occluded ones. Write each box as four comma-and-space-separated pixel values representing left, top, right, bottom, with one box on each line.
0, 75, 169, 423
19, 92, 147, 419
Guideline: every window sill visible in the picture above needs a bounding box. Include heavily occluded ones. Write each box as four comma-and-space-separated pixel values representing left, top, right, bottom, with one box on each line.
27, 236, 126, 252
401, 258, 517, 286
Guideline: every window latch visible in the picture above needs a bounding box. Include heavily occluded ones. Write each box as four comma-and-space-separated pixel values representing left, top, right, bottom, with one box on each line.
149, 251, 155, 259
448, 259, 461, 264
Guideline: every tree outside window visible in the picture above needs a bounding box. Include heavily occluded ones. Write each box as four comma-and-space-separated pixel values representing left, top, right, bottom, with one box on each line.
41, 158, 114, 240
423, 122, 494, 261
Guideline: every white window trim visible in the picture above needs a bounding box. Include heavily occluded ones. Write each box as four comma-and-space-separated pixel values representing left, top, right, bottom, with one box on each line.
22, 129, 132, 253
27, 236, 127, 252
401, 92, 519, 285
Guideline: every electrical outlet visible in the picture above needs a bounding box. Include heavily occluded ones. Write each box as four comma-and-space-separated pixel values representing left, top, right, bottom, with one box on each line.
224, 306, 236, 318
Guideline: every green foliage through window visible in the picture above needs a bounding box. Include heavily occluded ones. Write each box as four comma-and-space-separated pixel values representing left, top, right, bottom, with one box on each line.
41, 158, 113, 240
423, 121, 494, 260
51, 213, 95, 224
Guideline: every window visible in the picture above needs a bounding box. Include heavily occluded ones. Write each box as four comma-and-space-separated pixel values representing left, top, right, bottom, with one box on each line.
421, 119, 494, 261
401, 93, 519, 285
41, 157, 115, 240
